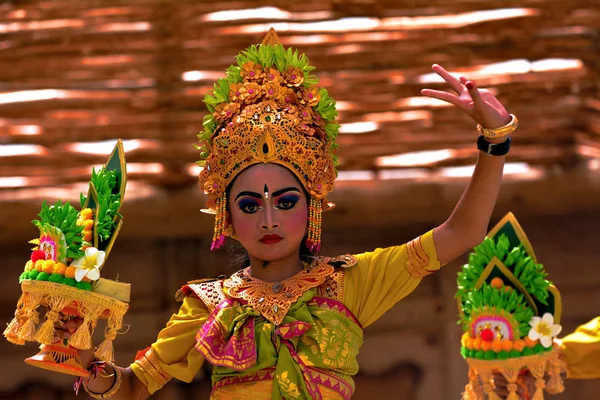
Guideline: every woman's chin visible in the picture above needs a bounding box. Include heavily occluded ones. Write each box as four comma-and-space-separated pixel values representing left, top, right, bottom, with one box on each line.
249, 244, 298, 262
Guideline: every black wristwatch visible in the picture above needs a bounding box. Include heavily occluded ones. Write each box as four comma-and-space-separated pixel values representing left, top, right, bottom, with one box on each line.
477, 135, 511, 156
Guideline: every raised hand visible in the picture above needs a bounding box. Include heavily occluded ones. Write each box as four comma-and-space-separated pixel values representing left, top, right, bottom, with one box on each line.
421, 64, 512, 133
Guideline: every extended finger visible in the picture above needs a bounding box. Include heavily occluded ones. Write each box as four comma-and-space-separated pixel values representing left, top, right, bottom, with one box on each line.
432, 64, 464, 94
421, 89, 470, 113
465, 80, 485, 108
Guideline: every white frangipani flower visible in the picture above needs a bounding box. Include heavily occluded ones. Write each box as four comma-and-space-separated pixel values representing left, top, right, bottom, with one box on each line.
528, 313, 562, 348
71, 247, 105, 282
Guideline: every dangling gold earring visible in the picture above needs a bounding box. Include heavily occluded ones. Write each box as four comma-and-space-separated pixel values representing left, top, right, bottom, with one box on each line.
211, 193, 228, 251
305, 197, 322, 252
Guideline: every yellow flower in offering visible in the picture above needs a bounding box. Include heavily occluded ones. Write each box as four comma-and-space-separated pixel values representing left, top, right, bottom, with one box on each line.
80, 208, 93, 220
42, 260, 55, 274
24, 260, 33, 272
71, 247, 105, 282
84, 219, 94, 230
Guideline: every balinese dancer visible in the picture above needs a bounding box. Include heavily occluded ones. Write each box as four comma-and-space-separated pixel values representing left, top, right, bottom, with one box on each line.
60, 29, 517, 399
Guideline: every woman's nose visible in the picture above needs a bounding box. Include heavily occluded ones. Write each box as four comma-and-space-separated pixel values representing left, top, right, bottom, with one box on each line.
260, 205, 280, 230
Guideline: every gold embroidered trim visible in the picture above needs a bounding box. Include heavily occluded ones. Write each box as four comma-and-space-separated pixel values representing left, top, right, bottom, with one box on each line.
134, 347, 172, 388
329, 254, 357, 268
317, 254, 357, 301
319, 271, 343, 301
223, 258, 335, 325
405, 235, 432, 279
183, 280, 227, 313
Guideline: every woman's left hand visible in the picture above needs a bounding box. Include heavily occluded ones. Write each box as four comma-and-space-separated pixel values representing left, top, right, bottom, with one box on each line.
421, 64, 512, 134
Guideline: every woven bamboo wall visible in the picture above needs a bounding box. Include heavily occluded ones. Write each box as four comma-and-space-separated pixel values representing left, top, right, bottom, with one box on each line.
1, 1, 600, 399
1, 0, 600, 244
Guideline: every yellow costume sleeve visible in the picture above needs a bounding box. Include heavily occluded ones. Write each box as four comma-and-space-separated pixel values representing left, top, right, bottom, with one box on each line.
560, 317, 600, 379
130, 295, 209, 394
344, 229, 441, 328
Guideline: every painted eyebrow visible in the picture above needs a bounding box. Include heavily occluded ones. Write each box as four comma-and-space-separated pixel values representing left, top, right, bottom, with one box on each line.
272, 187, 301, 197
234, 187, 300, 201
235, 191, 262, 201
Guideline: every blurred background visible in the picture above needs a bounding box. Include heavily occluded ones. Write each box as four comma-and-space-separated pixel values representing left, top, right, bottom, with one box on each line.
1, 0, 599, 399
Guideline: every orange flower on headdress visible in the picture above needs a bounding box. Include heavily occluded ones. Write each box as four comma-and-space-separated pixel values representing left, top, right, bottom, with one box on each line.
298, 86, 321, 107
229, 83, 245, 103
242, 82, 262, 104
298, 123, 316, 136
308, 175, 332, 199
263, 82, 283, 101
264, 67, 282, 83
276, 88, 298, 108
284, 67, 304, 87
203, 175, 225, 196
297, 106, 313, 125
241, 61, 264, 82
213, 102, 241, 123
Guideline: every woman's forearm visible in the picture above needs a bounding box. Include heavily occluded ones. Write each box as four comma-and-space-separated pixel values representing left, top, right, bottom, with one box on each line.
434, 147, 506, 264
84, 364, 150, 400
421, 66, 514, 266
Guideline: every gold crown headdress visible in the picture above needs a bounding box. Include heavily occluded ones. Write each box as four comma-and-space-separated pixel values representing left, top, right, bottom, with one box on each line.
196, 29, 340, 252
456, 213, 565, 399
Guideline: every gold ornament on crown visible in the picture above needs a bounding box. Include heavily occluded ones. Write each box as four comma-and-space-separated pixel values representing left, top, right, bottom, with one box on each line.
197, 28, 340, 252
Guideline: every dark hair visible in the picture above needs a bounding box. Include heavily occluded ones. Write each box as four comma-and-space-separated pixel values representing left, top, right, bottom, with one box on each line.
225, 165, 316, 271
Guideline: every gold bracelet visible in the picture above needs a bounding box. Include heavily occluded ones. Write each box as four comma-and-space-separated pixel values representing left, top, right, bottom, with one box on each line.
83, 362, 123, 399
477, 114, 518, 138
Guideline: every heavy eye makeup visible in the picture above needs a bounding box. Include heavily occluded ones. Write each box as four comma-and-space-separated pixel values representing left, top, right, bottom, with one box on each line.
237, 198, 262, 214
275, 194, 300, 210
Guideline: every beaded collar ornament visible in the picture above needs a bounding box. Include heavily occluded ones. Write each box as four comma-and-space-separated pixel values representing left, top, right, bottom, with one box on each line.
456, 213, 565, 400
197, 29, 340, 252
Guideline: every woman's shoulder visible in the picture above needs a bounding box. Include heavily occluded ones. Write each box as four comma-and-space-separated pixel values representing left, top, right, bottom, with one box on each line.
318, 254, 358, 269
175, 275, 231, 312
313, 254, 357, 301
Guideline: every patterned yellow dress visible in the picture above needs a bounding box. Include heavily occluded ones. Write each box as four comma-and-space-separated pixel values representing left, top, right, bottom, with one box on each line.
131, 230, 441, 399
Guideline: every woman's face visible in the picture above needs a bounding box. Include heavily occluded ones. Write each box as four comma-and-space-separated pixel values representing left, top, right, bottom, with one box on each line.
229, 163, 308, 262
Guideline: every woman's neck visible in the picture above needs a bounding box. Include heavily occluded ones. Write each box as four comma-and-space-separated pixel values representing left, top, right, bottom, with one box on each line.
247, 252, 305, 282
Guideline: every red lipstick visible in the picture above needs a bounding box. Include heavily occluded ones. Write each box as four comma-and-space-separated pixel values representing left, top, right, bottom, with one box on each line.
260, 234, 282, 244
